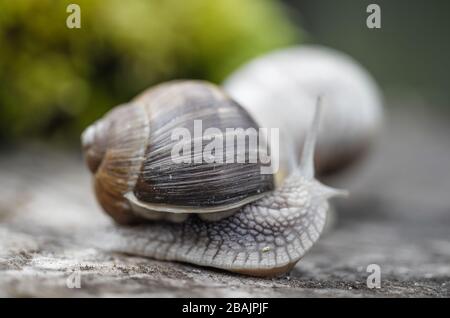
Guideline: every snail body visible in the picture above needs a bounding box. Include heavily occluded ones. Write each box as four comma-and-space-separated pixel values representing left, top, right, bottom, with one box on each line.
107, 168, 341, 276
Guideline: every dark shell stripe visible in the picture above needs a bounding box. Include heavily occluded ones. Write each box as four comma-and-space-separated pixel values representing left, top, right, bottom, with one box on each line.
133, 81, 274, 208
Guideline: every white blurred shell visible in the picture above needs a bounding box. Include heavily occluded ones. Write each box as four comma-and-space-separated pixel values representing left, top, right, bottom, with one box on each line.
223, 45, 383, 177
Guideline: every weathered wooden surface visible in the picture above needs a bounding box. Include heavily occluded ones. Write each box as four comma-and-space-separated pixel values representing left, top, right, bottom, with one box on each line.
0, 105, 449, 297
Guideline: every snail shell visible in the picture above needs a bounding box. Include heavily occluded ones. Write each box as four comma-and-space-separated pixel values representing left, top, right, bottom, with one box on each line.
224, 45, 383, 177
82, 81, 274, 225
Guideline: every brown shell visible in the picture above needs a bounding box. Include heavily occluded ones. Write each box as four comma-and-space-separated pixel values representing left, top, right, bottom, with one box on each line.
82, 81, 274, 224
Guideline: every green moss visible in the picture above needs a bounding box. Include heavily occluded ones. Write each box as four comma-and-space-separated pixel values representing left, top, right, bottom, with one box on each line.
0, 0, 301, 143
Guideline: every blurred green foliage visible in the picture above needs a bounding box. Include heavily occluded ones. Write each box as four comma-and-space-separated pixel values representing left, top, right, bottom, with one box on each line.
0, 0, 300, 143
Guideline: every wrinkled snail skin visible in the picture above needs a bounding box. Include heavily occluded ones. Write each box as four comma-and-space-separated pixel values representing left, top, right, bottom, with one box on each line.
105, 173, 335, 276
224, 45, 383, 177
99, 101, 344, 276
82, 81, 274, 225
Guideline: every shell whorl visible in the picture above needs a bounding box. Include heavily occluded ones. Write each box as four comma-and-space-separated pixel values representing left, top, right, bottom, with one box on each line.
81, 119, 109, 174
83, 103, 150, 224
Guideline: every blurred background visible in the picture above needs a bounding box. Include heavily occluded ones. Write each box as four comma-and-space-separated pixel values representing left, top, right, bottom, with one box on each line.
0, 0, 449, 297
1, 0, 449, 147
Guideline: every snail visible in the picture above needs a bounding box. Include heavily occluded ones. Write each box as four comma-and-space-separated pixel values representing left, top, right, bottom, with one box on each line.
81, 47, 382, 276
82, 80, 346, 276
224, 45, 383, 178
